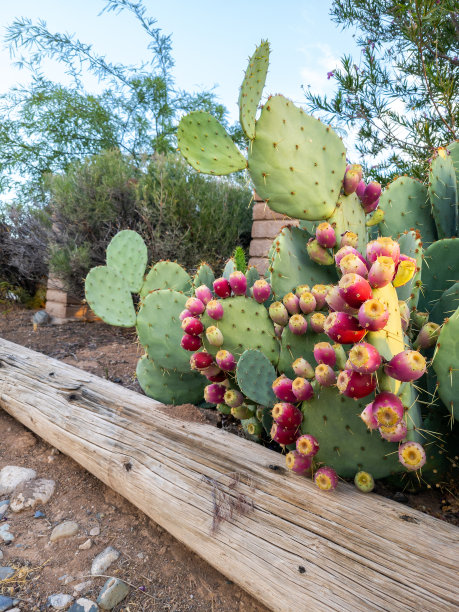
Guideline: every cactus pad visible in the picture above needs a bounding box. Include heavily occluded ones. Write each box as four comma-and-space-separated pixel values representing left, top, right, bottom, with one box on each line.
278, 326, 329, 378
193, 263, 215, 290
428, 149, 458, 239
222, 258, 236, 280
236, 349, 277, 407
417, 239, 459, 312
396, 231, 423, 308
245, 266, 260, 295
238, 40, 270, 140
85, 266, 136, 327
432, 306, 459, 419
430, 283, 459, 325
106, 230, 148, 293
140, 261, 192, 298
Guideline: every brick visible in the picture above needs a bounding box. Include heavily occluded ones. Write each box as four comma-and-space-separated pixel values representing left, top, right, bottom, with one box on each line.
249, 239, 272, 258
252, 202, 294, 221
251, 219, 299, 239
46, 301, 67, 319
47, 275, 66, 291
248, 257, 270, 276
45, 289, 68, 305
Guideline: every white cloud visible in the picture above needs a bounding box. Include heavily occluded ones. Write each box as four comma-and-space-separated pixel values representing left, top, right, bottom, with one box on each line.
298, 42, 342, 96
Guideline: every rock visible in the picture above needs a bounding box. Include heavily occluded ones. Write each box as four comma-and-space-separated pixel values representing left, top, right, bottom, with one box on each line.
78, 539, 92, 551
50, 521, 79, 542
10, 478, 55, 512
47, 593, 73, 609
7, 609, 20, 612
73, 580, 93, 596
0, 550, 3, 560
0, 596, 15, 612
33, 310, 50, 325
0, 466, 36, 496
90, 546, 120, 575
0, 524, 14, 543
0, 501, 9, 520
68, 599, 98, 612
88, 526, 100, 537
0, 567, 14, 580
96, 577, 129, 610
34, 510, 45, 518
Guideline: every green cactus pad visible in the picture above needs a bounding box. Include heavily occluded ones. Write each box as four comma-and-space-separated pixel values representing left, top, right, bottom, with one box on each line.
193, 263, 215, 290
106, 230, 148, 293
432, 306, 459, 419
85, 266, 136, 327
140, 261, 192, 298
278, 325, 330, 379
136, 355, 205, 405
379, 177, 436, 246
429, 283, 459, 326
238, 40, 270, 140
201, 296, 279, 365
417, 239, 459, 312
428, 149, 458, 239
222, 258, 236, 280
447, 140, 459, 187
396, 231, 423, 308
236, 349, 277, 407
248, 95, 346, 220
177, 111, 247, 175
245, 266, 260, 295
269, 226, 338, 298
136, 289, 191, 372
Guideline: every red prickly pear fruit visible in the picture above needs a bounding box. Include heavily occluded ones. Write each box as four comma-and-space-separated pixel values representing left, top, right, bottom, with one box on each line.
368, 256, 396, 288
326, 285, 359, 315
414, 322, 440, 350
313, 342, 337, 367
348, 342, 382, 374
298, 291, 317, 314
337, 369, 376, 399
274, 323, 284, 338
363, 197, 380, 214
309, 312, 326, 334
399, 300, 410, 332
379, 421, 408, 442
272, 375, 297, 403
213, 277, 231, 298
358, 299, 389, 331
316, 222, 336, 248
311, 284, 329, 310
289, 313, 308, 335
204, 383, 227, 404
295, 284, 310, 297
292, 377, 314, 401
384, 350, 426, 382
339, 273, 373, 308
354, 471, 375, 493
398, 441, 426, 471
314, 466, 338, 491
360, 402, 378, 430
314, 363, 337, 387
215, 350, 236, 371
343, 169, 361, 195
285, 450, 312, 474
366, 237, 400, 266
270, 422, 300, 446
335, 245, 368, 269
229, 271, 247, 296
181, 333, 202, 351
195, 285, 213, 305
283, 292, 300, 314
340, 231, 359, 249
324, 312, 366, 344
306, 238, 334, 266
206, 371, 227, 383
296, 434, 319, 457
190, 351, 213, 370
200, 364, 221, 378
185, 297, 205, 316
355, 179, 366, 199
269, 301, 289, 326
252, 279, 271, 303
206, 299, 224, 320
361, 181, 382, 207
205, 325, 224, 347
393, 259, 416, 288
292, 357, 315, 379
223, 388, 244, 408
181, 317, 204, 336
372, 392, 404, 427
179, 308, 193, 321
339, 253, 368, 278
272, 402, 303, 428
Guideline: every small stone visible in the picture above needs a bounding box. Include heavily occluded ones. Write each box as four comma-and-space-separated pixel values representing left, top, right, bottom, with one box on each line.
10, 478, 55, 512
0, 567, 14, 580
0, 501, 9, 520
97, 577, 129, 610
51, 448, 60, 456
73, 580, 93, 595
33, 310, 50, 325
7, 609, 20, 612
0, 466, 36, 496
48, 456, 56, 463
89, 526, 100, 537
34, 510, 45, 519
0, 596, 14, 612
137, 552, 144, 559
68, 599, 98, 612
78, 539, 92, 550
50, 521, 79, 542
0, 524, 14, 543
47, 593, 73, 609
0, 550, 3, 560
91, 546, 120, 576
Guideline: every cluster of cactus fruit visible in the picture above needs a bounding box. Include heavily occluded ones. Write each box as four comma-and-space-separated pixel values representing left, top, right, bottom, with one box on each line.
85, 41, 458, 494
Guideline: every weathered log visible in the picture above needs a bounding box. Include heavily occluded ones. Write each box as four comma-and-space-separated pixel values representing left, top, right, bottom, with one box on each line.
0, 338, 458, 612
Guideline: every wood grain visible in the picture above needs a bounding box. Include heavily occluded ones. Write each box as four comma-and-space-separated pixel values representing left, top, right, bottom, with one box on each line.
0, 337, 458, 612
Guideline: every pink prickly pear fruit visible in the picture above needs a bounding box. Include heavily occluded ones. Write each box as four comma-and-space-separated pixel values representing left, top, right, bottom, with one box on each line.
269, 301, 289, 326
324, 312, 366, 344
348, 342, 382, 374
285, 450, 312, 474
181, 317, 204, 336
392, 259, 416, 288
326, 285, 358, 315
414, 322, 440, 350
223, 388, 244, 408
270, 422, 300, 446
314, 466, 338, 491
339, 273, 373, 308
229, 271, 247, 296
311, 284, 329, 310
372, 392, 404, 427
274, 323, 284, 339
272, 402, 303, 428
343, 169, 361, 195
306, 238, 334, 266
313, 342, 337, 367
347, 163, 363, 181
384, 350, 426, 382
215, 350, 236, 371
337, 369, 376, 399
185, 297, 205, 316
205, 325, 224, 347
361, 181, 382, 207
355, 179, 366, 199
204, 383, 227, 404
314, 363, 337, 387
360, 403, 379, 430
195, 285, 213, 305
295, 284, 310, 297
181, 333, 202, 351
252, 279, 271, 303
213, 277, 231, 298
340, 231, 359, 249
379, 420, 408, 442
316, 222, 337, 248
399, 300, 410, 332
292, 357, 315, 379
339, 253, 369, 278
206, 299, 224, 320
296, 434, 320, 457
190, 351, 214, 370
366, 237, 400, 266
179, 308, 193, 322
283, 292, 300, 314
203, 366, 226, 382
354, 471, 375, 493
335, 245, 368, 269
368, 256, 396, 288
310, 312, 326, 333
299, 291, 317, 314
358, 299, 390, 331
398, 441, 426, 471
292, 377, 314, 401
289, 313, 308, 335
272, 375, 297, 403
363, 198, 380, 215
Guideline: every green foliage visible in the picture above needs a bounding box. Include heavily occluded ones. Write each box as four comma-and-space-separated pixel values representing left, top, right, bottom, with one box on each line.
233, 246, 247, 273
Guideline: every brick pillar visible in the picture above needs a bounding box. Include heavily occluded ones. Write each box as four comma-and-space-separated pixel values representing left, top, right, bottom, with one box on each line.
46, 275, 99, 321
248, 193, 299, 275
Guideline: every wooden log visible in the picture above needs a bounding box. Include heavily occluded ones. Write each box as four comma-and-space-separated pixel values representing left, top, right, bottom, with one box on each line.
0, 337, 458, 612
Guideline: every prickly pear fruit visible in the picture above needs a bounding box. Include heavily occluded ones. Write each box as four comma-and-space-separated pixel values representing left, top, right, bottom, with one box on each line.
271, 422, 300, 446
368, 257, 395, 289
179, 308, 193, 321
252, 279, 271, 303
307, 238, 334, 266
269, 302, 289, 326
343, 169, 361, 196
414, 322, 440, 350
324, 312, 366, 344
190, 351, 213, 370
292, 357, 315, 379
360, 403, 378, 430
314, 466, 338, 491
355, 179, 366, 199
232, 404, 253, 420
315, 222, 336, 248
311, 285, 329, 309
272, 402, 303, 428
216, 350, 236, 371
195, 285, 213, 305
296, 434, 319, 457
229, 271, 247, 296
204, 383, 227, 404
348, 342, 381, 373
339, 273, 373, 308
340, 231, 359, 249
326, 286, 358, 314
336, 369, 376, 399
354, 471, 374, 493
309, 312, 326, 333
289, 314, 308, 335
272, 375, 297, 402
361, 181, 381, 208
398, 441, 426, 471
392, 260, 416, 288
181, 317, 204, 336
366, 237, 400, 266
292, 377, 314, 401
339, 253, 368, 278
313, 342, 336, 367
224, 388, 244, 408
181, 333, 202, 351
363, 197, 380, 214
285, 450, 312, 474
299, 291, 317, 314
384, 350, 426, 382
372, 392, 404, 427
314, 364, 337, 387
206, 326, 224, 347
185, 297, 205, 316
335, 245, 367, 269
206, 299, 224, 320
379, 421, 407, 442
295, 284, 310, 297
283, 292, 300, 314
213, 277, 231, 298
358, 299, 389, 331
